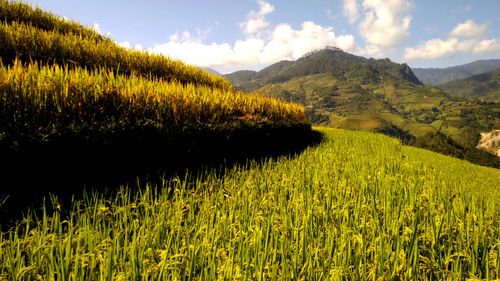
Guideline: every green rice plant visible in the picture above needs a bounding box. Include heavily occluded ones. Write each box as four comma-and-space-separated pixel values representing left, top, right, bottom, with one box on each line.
1, 128, 499, 280
0, 60, 306, 144
0, 20, 233, 91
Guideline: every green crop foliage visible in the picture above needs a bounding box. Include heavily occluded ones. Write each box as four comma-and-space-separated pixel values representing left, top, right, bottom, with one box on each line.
1, 128, 499, 280
0, 60, 306, 144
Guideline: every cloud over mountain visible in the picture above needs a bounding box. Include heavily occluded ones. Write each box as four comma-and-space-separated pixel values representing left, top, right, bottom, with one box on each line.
140, 0, 358, 70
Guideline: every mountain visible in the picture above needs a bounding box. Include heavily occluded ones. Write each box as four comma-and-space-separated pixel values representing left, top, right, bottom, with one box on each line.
200, 67, 222, 75
412, 59, 500, 85
226, 47, 421, 91
437, 68, 500, 103
226, 47, 500, 164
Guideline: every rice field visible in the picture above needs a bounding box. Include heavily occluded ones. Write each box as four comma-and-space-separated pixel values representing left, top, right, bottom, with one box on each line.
1, 2, 499, 280
1, 128, 499, 280
0, 60, 305, 145
0, 0, 108, 41
0, 0, 232, 91
0, 20, 232, 91
0, 0, 307, 147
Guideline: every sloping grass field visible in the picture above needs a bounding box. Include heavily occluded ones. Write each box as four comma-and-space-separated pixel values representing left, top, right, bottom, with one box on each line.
1, 128, 499, 280
0, 2, 499, 280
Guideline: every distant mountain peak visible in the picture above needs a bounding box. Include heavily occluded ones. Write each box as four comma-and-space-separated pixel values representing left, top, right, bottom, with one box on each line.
225, 47, 422, 90
299, 46, 345, 59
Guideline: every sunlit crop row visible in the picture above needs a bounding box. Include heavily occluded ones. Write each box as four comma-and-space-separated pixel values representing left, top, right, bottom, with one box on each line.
0, 0, 108, 41
0, 60, 306, 143
0, 14, 232, 91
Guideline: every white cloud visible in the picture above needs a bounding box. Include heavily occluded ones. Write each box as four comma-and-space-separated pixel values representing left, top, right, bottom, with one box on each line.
473, 39, 500, 54
357, 0, 414, 49
148, 21, 359, 68
403, 38, 459, 60
118, 41, 145, 51
341, 0, 360, 24
449, 20, 488, 38
146, 1, 360, 69
403, 38, 500, 61
91, 23, 111, 37
403, 19, 500, 61
361, 44, 385, 58
92, 23, 101, 34
239, 0, 274, 38
168, 28, 212, 43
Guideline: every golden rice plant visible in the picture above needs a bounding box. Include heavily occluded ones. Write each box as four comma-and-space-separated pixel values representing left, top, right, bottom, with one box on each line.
0, 0, 108, 41
0, 19, 233, 91
0, 60, 306, 143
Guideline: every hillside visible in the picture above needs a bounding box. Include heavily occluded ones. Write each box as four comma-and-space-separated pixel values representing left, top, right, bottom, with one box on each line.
0, 0, 310, 145
437, 68, 500, 103
1, 128, 499, 280
227, 48, 500, 146
0, 1, 314, 227
226, 47, 421, 92
412, 59, 500, 85
1, 2, 500, 280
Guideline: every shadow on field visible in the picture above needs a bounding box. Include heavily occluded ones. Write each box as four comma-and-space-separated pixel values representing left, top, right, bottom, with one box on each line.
0, 125, 323, 229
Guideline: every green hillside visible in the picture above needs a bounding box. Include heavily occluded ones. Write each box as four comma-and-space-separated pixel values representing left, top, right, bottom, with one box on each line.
1, 128, 499, 280
438, 68, 500, 103
226, 47, 421, 92
226, 48, 500, 167
412, 59, 500, 85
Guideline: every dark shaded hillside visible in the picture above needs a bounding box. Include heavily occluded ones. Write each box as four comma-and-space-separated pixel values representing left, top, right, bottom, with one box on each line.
412, 59, 500, 85
1, 124, 321, 228
437, 68, 500, 103
410, 131, 500, 169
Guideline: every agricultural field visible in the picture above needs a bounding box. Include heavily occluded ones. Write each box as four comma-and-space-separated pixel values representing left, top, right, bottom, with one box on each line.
1, 1, 500, 280
0, 1, 308, 150
1, 128, 500, 280
0, 0, 313, 230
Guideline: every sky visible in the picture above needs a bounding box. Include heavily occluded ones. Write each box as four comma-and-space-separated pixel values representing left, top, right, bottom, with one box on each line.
29, 0, 500, 73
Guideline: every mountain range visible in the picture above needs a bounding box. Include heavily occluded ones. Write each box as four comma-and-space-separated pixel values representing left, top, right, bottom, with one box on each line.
412, 59, 500, 85
225, 47, 500, 166
436, 68, 500, 103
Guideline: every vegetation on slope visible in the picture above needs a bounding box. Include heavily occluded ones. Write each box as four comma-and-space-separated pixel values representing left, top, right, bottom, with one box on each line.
412, 59, 500, 85
410, 131, 500, 169
0, 0, 109, 41
226, 47, 421, 92
0, 21, 232, 91
0, 0, 309, 147
0, 60, 305, 146
0, 0, 314, 224
1, 128, 499, 280
227, 48, 500, 167
438, 68, 500, 103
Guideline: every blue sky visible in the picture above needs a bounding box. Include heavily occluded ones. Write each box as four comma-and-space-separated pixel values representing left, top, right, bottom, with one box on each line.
30, 0, 500, 73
